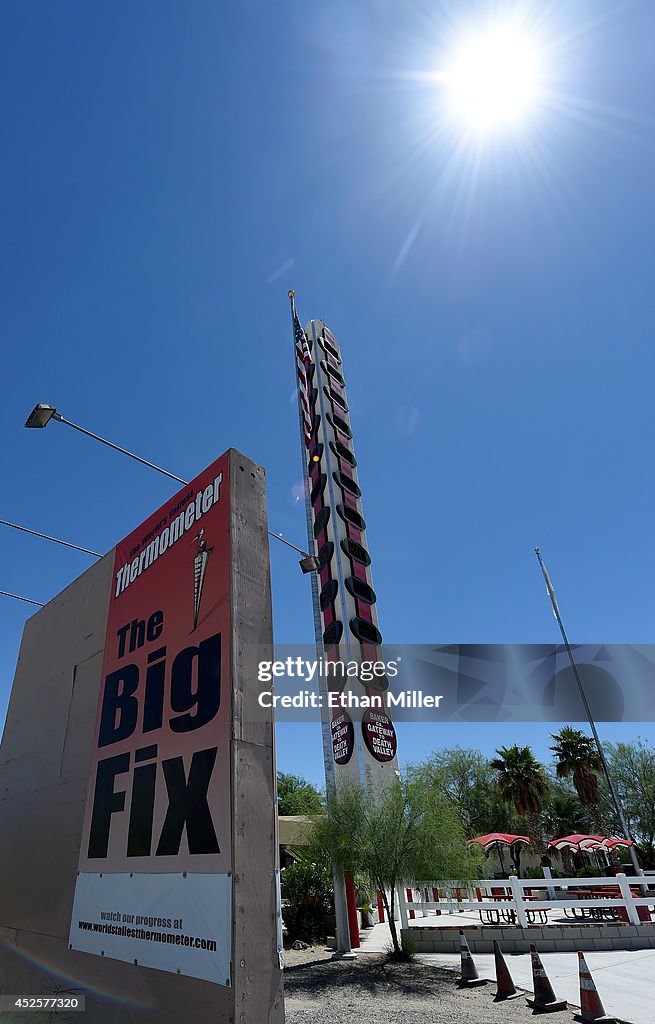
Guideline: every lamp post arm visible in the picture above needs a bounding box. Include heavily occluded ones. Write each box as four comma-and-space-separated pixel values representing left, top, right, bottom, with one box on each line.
42, 410, 314, 562
268, 533, 312, 558
0, 589, 44, 607
55, 414, 188, 484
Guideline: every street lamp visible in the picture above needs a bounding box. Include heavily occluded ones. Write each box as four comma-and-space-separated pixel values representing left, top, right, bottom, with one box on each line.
24, 403, 319, 573
24, 403, 60, 429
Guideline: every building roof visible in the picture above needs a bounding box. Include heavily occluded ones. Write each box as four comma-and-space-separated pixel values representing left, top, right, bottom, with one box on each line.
278, 815, 316, 846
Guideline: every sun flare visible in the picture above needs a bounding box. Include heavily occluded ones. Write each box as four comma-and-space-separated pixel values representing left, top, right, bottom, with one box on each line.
444, 26, 544, 132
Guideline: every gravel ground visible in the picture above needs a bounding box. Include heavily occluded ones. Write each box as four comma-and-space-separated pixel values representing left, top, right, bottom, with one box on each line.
283, 950, 575, 1024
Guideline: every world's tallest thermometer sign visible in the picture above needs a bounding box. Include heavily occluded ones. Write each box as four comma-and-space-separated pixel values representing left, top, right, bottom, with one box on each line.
70, 454, 232, 986
292, 295, 399, 789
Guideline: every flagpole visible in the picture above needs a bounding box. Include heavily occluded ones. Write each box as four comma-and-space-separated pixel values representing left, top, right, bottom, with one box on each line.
534, 548, 643, 878
288, 290, 354, 957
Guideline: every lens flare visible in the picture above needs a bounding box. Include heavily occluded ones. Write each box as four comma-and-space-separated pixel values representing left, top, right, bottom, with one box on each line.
444, 26, 543, 131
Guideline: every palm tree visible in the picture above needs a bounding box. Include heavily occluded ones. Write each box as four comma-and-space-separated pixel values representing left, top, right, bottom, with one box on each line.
490, 745, 550, 853
541, 781, 595, 874
541, 781, 594, 838
550, 727, 611, 838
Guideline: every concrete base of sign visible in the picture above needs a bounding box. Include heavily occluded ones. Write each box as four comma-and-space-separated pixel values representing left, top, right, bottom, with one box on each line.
0, 449, 284, 1023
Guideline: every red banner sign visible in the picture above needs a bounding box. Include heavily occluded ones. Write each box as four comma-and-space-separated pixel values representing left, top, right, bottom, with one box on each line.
76, 452, 232, 880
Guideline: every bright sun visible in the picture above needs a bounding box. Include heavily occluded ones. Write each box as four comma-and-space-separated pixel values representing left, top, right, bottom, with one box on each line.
444, 26, 543, 131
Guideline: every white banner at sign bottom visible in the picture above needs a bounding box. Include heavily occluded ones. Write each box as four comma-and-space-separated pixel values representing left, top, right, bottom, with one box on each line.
69, 872, 232, 986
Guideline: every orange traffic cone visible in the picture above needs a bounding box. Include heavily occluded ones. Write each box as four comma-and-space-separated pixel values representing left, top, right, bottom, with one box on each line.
493, 941, 520, 1000
457, 930, 487, 987
576, 952, 616, 1022
526, 943, 567, 1012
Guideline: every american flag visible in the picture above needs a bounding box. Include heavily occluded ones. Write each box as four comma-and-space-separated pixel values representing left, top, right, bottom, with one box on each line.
293, 307, 313, 445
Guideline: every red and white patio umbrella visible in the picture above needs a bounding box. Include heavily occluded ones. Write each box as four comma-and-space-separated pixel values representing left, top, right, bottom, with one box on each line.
601, 837, 634, 851
467, 833, 531, 850
549, 834, 603, 852
549, 834, 634, 852
466, 834, 530, 873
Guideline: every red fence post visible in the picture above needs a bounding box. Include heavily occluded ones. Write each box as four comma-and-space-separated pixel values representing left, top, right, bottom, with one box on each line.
406, 887, 416, 920
377, 891, 385, 923
345, 873, 360, 948
432, 886, 441, 916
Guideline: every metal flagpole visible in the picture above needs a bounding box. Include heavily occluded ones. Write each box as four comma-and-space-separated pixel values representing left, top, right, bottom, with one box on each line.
288, 290, 354, 957
534, 548, 643, 878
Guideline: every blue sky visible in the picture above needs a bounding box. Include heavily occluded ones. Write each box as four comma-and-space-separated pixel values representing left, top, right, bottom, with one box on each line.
2, 1, 655, 790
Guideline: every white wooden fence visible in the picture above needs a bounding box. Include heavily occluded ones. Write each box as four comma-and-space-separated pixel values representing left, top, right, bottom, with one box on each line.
395, 874, 654, 930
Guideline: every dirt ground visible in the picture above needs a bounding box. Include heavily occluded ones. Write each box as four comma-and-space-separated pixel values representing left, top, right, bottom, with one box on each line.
283, 949, 581, 1024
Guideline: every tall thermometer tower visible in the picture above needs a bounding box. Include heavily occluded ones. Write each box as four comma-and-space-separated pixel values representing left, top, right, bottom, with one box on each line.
290, 292, 399, 792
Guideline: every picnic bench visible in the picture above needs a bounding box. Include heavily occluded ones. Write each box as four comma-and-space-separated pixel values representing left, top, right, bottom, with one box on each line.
562, 884, 651, 922
477, 889, 548, 926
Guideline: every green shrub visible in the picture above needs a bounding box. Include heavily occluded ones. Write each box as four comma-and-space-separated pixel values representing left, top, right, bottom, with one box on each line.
387, 931, 416, 962
280, 860, 333, 944
575, 865, 604, 878
523, 866, 561, 879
